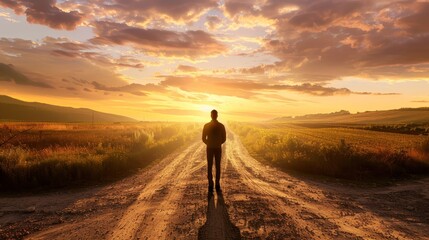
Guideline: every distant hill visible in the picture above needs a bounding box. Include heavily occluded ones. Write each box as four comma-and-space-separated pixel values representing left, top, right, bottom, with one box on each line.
0, 95, 136, 122
272, 108, 429, 124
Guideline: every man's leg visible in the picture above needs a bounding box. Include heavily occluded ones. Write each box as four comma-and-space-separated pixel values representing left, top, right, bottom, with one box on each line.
206, 148, 214, 190
214, 148, 222, 190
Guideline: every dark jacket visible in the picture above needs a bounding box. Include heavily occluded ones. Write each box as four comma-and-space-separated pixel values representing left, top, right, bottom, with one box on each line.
202, 120, 226, 148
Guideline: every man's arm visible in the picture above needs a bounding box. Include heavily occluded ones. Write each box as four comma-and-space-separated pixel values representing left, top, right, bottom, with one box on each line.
221, 125, 226, 144
202, 125, 207, 144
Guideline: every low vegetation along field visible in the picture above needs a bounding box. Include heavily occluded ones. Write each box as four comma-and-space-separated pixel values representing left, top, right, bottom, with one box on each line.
0, 122, 199, 191
2, 120, 428, 191
230, 122, 429, 180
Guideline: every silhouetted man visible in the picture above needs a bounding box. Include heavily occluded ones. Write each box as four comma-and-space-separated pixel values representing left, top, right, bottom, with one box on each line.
202, 110, 226, 192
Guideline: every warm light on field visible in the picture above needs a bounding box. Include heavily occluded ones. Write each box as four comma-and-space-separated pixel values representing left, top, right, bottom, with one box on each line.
0, 122, 200, 190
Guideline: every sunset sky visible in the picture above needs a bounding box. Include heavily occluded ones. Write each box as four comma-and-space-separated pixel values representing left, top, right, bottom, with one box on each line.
1, 0, 429, 121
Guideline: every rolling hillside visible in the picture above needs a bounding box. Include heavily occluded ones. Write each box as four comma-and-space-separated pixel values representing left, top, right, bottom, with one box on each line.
0, 95, 136, 122
273, 108, 429, 124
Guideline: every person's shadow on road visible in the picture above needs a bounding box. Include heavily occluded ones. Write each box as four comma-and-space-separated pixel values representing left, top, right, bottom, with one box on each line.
198, 192, 241, 240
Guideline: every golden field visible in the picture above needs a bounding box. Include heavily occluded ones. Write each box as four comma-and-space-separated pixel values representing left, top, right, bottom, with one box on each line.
1, 121, 429, 191
230, 122, 429, 180
0, 122, 199, 191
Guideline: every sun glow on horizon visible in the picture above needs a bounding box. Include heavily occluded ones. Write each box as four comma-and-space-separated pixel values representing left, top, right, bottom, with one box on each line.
199, 104, 218, 112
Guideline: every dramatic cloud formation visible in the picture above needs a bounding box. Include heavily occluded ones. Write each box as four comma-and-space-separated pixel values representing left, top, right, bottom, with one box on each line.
97, 0, 218, 25
1, 0, 428, 120
220, 0, 429, 82
0, 37, 135, 98
91, 21, 227, 58
287, 1, 367, 30
0, 0, 83, 30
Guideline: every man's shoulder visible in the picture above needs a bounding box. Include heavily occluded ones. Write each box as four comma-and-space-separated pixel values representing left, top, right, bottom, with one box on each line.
216, 121, 225, 129
204, 121, 225, 128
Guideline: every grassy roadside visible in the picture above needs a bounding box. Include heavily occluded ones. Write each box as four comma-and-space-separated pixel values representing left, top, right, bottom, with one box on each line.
230, 122, 429, 180
0, 122, 200, 191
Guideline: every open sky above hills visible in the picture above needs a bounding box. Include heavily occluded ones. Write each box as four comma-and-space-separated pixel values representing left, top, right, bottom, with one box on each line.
1, 0, 429, 121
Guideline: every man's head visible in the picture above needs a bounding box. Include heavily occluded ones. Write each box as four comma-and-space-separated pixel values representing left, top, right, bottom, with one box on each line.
211, 109, 218, 120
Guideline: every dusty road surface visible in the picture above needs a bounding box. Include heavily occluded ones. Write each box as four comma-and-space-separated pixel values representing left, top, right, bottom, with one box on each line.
1, 132, 429, 239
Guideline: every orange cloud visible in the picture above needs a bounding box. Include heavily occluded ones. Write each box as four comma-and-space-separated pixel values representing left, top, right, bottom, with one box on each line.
205, 15, 223, 30
160, 76, 396, 97
92, 81, 165, 97
241, 0, 429, 82
0, 0, 25, 14
101, 0, 218, 25
90, 21, 227, 58
287, 0, 367, 30
0, 0, 83, 30
0, 37, 135, 99
397, 2, 429, 33
176, 65, 199, 72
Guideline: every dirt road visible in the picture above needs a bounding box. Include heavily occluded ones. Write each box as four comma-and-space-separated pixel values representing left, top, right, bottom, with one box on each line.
1, 132, 429, 239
